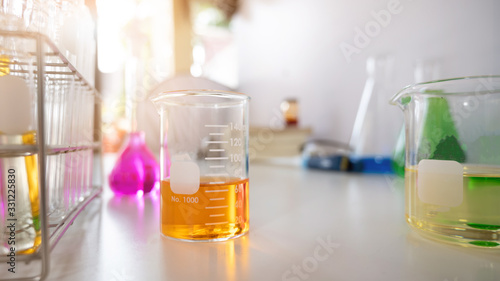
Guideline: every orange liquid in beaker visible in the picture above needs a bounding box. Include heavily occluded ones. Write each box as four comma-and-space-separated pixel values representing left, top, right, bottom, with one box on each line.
161, 178, 249, 241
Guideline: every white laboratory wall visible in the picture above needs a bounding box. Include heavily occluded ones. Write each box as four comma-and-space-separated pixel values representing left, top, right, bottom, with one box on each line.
232, 0, 500, 143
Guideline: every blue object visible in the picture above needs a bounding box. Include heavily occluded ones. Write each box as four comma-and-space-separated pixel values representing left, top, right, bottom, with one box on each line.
303, 155, 350, 171
300, 139, 394, 174
349, 156, 394, 174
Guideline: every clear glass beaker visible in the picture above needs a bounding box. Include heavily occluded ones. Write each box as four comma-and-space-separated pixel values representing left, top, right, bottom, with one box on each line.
151, 90, 250, 242
391, 75, 500, 248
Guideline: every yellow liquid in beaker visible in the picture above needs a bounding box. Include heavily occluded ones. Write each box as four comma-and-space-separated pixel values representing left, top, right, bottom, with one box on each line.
405, 166, 500, 247
161, 178, 249, 241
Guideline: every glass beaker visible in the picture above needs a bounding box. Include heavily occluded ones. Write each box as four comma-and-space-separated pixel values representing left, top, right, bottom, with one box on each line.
392, 59, 443, 177
151, 90, 250, 242
391, 75, 500, 248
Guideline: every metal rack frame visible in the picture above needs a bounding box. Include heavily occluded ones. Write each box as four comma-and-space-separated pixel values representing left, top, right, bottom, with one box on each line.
0, 30, 102, 281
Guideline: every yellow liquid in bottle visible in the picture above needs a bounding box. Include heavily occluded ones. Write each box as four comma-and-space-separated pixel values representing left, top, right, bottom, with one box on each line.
161, 178, 249, 241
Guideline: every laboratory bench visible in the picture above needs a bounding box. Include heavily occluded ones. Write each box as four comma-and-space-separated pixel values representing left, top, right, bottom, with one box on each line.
46, 159, 500, 281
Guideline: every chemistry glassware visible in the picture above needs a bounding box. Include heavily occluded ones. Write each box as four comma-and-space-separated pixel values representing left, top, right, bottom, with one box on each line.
280, 98, 298, 126
349, 55, 402, 173
392, 59, 443, 177
109, 131, 160, 195
0, 17, 101, 279
151, 90, 250, 242
391, 75, 500, 248
0, 41, 41, 255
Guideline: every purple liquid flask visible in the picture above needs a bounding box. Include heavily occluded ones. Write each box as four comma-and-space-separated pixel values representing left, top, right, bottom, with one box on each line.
108, 33, 161, 196
109, 131, 159, 195
107, 67, 159, 195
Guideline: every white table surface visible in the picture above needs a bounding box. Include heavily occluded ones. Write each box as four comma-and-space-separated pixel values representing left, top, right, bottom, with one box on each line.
46, 160, 500, 281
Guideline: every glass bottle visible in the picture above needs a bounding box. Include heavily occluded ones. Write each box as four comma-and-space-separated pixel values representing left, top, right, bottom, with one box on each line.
280, 98, 299, 127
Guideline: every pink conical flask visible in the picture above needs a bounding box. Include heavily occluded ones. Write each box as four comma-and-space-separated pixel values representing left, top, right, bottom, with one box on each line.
109, 131, 160, 195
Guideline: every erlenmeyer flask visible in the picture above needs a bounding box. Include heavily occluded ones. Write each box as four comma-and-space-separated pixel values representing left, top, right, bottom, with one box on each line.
108, 131, 159, 195
349, 55, 401, 173
108, 36, 160, 195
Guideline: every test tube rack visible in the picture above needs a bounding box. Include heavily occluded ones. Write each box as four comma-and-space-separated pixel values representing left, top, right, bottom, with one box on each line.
0, 30, 102, 281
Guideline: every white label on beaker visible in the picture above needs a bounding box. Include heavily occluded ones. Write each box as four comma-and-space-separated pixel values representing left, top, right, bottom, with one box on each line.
170, 155, 200, 195
417, 159, 463, 207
